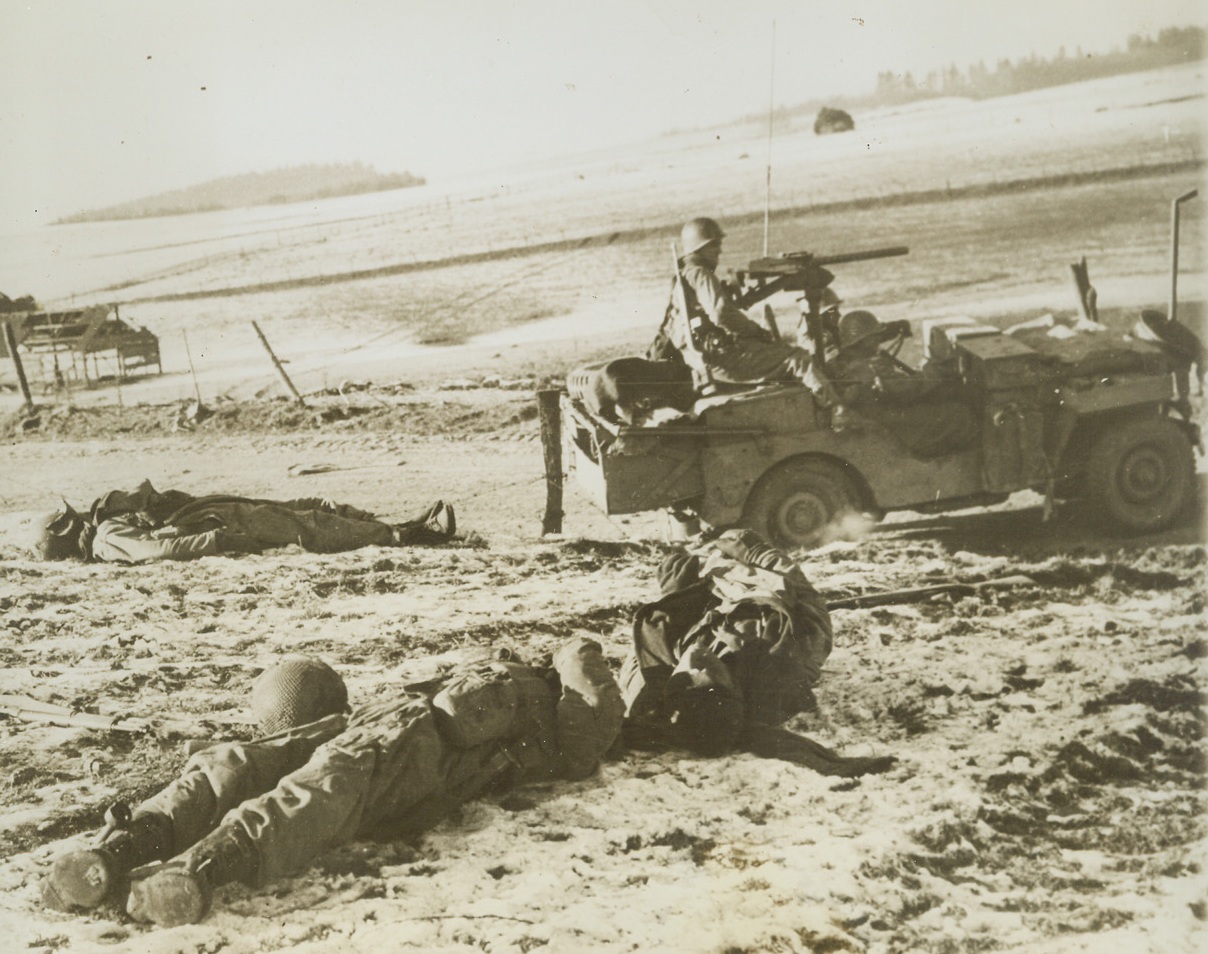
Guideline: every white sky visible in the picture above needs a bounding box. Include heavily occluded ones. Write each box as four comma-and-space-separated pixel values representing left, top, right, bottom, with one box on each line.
1, 0, 1204, 229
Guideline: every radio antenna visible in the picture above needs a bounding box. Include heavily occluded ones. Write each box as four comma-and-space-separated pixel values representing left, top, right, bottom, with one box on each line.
763, 19, 776, 257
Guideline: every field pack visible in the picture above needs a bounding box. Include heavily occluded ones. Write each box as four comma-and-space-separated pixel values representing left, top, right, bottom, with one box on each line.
432, 663, 526, 748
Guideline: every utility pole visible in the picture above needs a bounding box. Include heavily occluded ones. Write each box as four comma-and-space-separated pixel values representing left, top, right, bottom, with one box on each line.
763, 19, 776, 257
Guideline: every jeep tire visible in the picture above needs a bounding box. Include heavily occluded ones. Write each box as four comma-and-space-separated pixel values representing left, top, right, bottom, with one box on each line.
1085, 416, 1195, 534
742, 459, 863, 550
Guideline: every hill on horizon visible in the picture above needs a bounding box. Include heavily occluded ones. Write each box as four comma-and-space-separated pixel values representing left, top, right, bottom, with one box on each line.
56, 161, 425, 225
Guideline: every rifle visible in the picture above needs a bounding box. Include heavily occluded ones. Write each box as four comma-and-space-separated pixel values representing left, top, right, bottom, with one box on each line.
824, 575, 1035, 611
670, 241, 717, 391
0, 693, 251, 739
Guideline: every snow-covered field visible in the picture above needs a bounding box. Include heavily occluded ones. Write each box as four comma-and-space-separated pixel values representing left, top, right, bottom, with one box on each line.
0, 64, 1205, 953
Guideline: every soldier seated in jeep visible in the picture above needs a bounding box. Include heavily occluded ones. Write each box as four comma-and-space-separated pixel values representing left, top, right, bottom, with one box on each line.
649, 217, 839, 404
828, 310, 978, 458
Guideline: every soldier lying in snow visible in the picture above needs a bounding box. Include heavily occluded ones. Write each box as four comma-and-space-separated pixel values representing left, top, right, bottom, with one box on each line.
36, 528, 895, 927
621, 528, 894, 776
42, 640, 623, 926
29, 479, 457, 563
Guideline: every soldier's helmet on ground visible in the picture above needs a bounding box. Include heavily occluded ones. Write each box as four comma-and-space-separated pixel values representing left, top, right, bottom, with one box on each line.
680, 217, 726, 255
30, 506, 88, 561
837, 309, 884, 354
251, 656, 349, 736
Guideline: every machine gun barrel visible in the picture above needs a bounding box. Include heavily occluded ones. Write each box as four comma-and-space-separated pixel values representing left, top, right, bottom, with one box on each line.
746, 245, 909, 273
814, 245, 909, 267
734, 245, 909, 311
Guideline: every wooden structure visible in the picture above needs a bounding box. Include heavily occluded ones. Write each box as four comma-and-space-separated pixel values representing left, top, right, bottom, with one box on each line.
0, 304, 161, 389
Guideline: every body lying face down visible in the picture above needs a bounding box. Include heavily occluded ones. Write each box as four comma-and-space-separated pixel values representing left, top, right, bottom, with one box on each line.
41, 638, 625, 927
36, 529, 892, 929
620, 529, 895, 774
28, 480, 457, 563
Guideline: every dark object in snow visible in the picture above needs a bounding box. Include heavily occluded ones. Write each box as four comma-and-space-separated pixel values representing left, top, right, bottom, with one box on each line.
814, 107, 855, 135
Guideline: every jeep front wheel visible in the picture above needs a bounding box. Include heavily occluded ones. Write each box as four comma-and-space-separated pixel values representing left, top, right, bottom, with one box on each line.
742, 459, 864, 550
1085, 417, 1195, 534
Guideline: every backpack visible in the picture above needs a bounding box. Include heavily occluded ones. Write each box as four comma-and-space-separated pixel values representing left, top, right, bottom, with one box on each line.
432, 662, 550, 749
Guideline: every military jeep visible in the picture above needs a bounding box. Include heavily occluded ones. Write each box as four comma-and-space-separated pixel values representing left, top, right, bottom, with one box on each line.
555, 245, 1201, 549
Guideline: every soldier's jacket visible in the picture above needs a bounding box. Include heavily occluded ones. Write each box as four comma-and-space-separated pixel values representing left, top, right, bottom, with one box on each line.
655, 253, 837, 405
829, 350, 956, 406
827, 352, 978, 458
86, 479, 392, 563
621, 530, 833, 730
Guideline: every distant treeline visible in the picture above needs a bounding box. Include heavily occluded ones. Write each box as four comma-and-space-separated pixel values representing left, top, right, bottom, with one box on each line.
57, 162, 425, 224
728, 25, 1205, 130
871, 26, 1204, 104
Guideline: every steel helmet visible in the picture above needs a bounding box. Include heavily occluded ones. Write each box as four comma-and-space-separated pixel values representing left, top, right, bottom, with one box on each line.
837, 310, 883, 352
819, 287, 842, 311
251, 656, 348, 736
680, 217, 725, 255
30, 505, 88, 561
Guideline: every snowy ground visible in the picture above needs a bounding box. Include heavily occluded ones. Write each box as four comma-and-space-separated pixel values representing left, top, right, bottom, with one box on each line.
0, 413, 1204, 954
0, 66, 1205, 953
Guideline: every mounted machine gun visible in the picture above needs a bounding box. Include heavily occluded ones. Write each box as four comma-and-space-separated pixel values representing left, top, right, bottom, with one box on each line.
732, 245, 909, 363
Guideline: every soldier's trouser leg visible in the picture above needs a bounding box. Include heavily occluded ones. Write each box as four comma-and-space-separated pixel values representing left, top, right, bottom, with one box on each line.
42, 716, 343, 913
232, 504, 395, 553
135, 715, 346, 858
166, 699, 497, 888
127, 703, 509, 927
711, 342, 841, 407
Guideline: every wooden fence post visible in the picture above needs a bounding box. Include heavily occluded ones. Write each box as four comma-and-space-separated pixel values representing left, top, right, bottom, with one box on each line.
182, 329, 203, 404
2, 321, 34, 410
537, 389, 563, 535
251, 320, 306, 406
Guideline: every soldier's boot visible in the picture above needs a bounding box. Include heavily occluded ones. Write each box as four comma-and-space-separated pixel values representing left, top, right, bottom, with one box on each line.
42, 805, 172, 912
431, 501, 456, 537
127, 827, 256, 927
391, 500, 456, 545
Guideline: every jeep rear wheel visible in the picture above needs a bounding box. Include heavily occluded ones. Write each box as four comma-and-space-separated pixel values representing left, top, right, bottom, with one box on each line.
742, 459, 864, 550
1085, 417, 1195, 534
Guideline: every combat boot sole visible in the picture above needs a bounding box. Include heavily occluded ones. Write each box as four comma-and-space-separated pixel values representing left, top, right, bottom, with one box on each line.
42, 848, 124, 911
127, 861, 212, 927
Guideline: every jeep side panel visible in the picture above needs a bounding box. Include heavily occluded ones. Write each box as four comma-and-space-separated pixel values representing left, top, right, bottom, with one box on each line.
693, 386, 985, 528
560, 394, 705, 514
